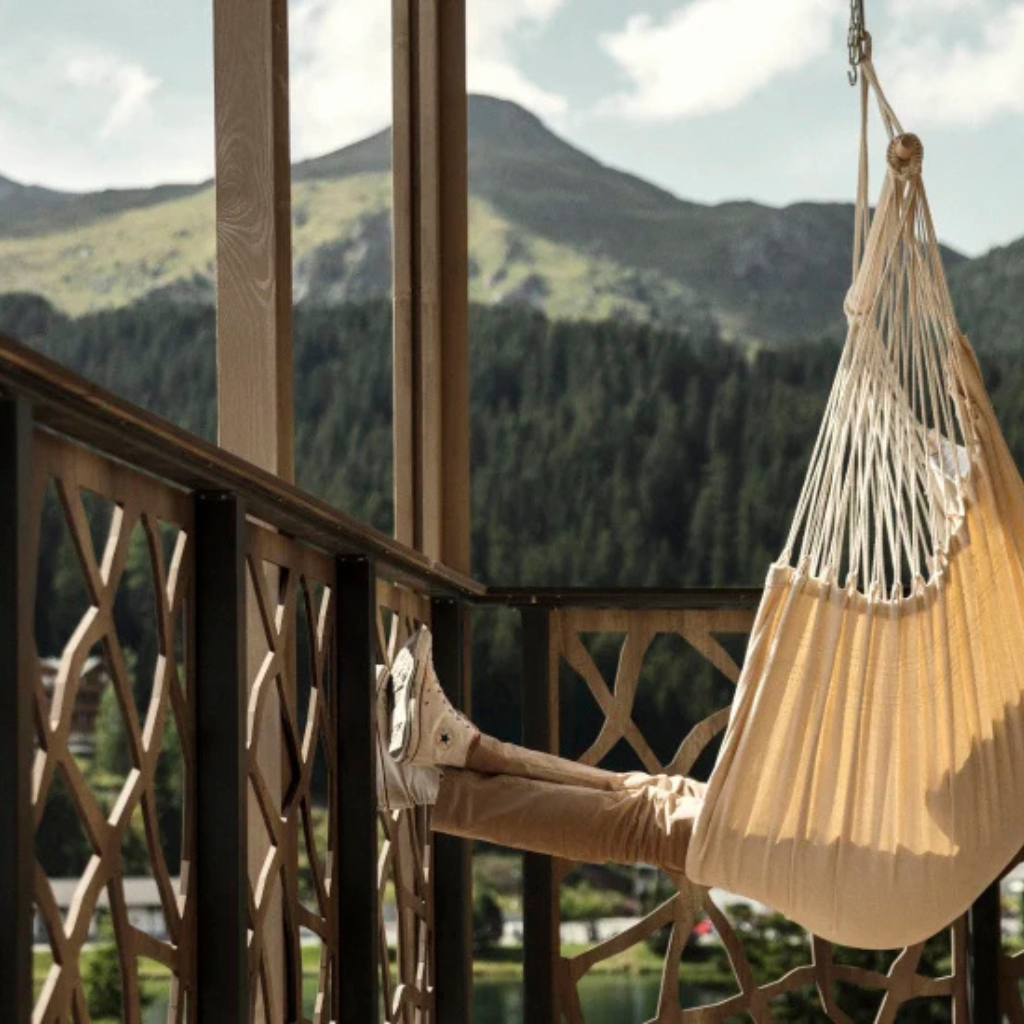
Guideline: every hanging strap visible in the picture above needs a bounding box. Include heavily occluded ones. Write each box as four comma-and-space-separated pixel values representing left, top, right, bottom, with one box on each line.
852, 58, 904, 286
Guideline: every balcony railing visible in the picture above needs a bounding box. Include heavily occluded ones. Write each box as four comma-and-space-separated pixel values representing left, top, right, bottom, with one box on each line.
484, 588, 1022, 1021
0, 329, 1015, 1023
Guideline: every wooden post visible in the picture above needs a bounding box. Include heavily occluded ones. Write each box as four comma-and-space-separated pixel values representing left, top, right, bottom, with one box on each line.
432, 598, 473, 1024
214, 0, 294, 480
968, 881, 1002, 1021
392, 0, 470, 572
335, 557, 379, 1023
416, 0, 444, 562
393, 3, 473, 1019
521, 608, 559, 1022
195, 493, 249, 1023
213, 0, 294, 1017
0, 397, 33, 1024
437, 0, 471, 575
392, 0, 416, 547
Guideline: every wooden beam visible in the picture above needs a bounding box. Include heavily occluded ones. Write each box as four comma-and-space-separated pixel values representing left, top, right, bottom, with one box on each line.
213, 2, 294, 1018
391, 7, 472, 1019
416, 0, 444, 561
0, 333, 486, 596
392, 0, 416, 548
483, 586, 764, 610
214, 0, 294, 481
438, 0, 471, 575
392, 0, 470, 571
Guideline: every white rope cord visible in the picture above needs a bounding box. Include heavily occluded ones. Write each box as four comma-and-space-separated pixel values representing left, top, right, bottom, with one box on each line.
782, 58, 973, 596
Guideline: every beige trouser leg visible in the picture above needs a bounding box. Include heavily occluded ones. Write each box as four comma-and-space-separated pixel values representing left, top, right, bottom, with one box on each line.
432, 736, 705, 875
467, 734, 627, 790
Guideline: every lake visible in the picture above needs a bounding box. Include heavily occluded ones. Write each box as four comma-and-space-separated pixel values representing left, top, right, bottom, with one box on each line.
474, 974, 717, 1021
143, 974, 718, 1021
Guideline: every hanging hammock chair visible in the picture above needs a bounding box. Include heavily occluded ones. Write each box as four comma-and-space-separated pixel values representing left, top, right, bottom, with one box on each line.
685, 56, 1024, 950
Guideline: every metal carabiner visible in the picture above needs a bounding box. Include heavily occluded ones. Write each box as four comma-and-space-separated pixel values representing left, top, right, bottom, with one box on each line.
847, 0, 871, 84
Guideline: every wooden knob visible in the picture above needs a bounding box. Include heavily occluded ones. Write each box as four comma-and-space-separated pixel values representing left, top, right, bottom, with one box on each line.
887, 133, 924, 176
894, 137, 917, 161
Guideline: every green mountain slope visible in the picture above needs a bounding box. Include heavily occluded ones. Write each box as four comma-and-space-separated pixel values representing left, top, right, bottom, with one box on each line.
1, 96, 973, 344
0, 171, 205, 238
948, 236, 1024, 352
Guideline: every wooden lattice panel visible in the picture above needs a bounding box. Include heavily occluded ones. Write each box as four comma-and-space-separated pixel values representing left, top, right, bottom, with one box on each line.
245, 524, 338, 1023
548, 607, 969, 1022
999, 850, 1024, 1020
375, 581, 435, 1024
31, 432, 196, 1023
1002, 951, 1024, 1022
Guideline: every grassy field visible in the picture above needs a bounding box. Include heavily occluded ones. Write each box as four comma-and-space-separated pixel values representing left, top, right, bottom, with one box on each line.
33, 936, 736, 981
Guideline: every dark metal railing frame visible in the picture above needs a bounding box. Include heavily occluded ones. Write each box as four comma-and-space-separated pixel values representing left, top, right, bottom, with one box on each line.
0, 396, 34, 1024
194, 492, 249, 1020
0, 332, 1003, 1022
336, 557, 380, 1023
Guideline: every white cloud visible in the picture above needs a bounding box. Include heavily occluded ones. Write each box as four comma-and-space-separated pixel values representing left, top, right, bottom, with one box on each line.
888, 0, 986, 15
288, 0, 392, 159
883, 2, 1024, 126
287, 0, 568, 160
598, 0, 838, 121
467, 2, 568, 117
0, 40, 208, 190
64, 53, 160, 139
1, 0, 570, 187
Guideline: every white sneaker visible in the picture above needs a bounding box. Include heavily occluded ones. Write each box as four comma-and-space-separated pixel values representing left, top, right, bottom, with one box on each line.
388, 626, 479, 768
376, 661, 441, 810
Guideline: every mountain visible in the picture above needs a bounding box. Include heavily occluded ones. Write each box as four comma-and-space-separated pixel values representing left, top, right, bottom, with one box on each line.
947, 237, 1024, 352
0, 172, 206, 237
0, 97, 992, 345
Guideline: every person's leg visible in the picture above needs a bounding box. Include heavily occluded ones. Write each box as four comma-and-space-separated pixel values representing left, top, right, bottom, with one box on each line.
466, 733, 626, 790
389, 626, 631, 791
433, 768, 706, 875
384, 625, 708, 876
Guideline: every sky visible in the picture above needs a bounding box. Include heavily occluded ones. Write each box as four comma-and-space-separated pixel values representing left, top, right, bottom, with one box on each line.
2, 0, 1024, 255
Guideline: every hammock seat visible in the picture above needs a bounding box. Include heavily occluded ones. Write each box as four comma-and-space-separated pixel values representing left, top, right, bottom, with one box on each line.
685, 60, 1024, 949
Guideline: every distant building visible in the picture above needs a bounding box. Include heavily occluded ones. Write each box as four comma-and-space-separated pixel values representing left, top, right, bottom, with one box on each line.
39, 656, 112, 758
35, 878, 175, 946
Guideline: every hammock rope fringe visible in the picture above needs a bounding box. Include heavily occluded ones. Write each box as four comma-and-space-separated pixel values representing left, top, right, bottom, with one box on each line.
686, 56, 1024, 949
786, 62, 972, 598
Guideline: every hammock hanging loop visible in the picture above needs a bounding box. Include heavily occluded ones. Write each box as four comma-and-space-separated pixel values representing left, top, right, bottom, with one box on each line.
887, 132, 923, 178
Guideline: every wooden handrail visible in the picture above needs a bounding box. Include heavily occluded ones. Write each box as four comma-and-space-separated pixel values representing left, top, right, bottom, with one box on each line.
0, 331, 483, 599
483, 586, 763, 609
0, 330, 768, 610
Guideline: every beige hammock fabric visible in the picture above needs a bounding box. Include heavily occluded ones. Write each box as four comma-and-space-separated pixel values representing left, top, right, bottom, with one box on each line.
686, 59, 1024, 949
